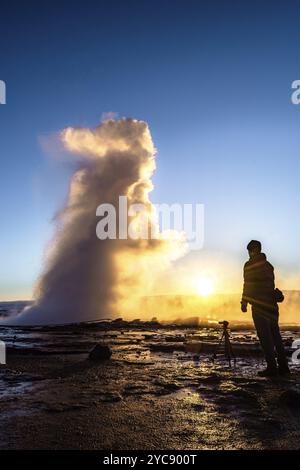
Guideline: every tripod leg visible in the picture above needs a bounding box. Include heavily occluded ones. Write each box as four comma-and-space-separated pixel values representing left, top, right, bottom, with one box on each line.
224, 332, 232, 367
225, 332, 236, 367
212, 332, 224, 362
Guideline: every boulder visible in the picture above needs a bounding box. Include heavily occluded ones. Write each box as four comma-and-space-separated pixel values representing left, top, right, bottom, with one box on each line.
278, 390, 300, 409
89, 344, 112, 361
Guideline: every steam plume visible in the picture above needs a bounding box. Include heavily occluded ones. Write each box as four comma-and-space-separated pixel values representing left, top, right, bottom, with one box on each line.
12, 118, 186, 325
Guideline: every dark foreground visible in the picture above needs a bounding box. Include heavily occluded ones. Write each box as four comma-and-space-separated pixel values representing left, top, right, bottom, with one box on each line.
0, 320, 300, 450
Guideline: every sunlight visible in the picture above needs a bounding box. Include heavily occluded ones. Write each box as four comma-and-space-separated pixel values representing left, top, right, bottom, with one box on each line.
196, 276, 215, 297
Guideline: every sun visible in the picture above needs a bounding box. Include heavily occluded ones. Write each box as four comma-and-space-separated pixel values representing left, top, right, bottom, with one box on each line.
196, 276, 215, 297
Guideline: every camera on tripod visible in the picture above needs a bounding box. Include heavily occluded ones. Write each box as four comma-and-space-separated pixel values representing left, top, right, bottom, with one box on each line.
212, 320, 236, 367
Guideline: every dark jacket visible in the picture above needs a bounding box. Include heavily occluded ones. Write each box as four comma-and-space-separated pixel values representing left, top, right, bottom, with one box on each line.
241, 253, 278, 316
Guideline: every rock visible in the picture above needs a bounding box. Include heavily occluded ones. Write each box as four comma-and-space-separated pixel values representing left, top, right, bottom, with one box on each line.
192, 403, 205, 411
278, 390, 300, 409
165, 336, 185, 342
261, 417, 284, 430
89, 344, 112, 361
149, 342, 185, 352
98, 392, 123, 402
199, 373, 222, 384
143, 334, 155, 340
153, 379, 182, 391
149, 320, 160, 327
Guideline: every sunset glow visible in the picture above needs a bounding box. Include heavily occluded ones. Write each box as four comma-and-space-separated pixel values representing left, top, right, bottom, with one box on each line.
196, 276, 215, 297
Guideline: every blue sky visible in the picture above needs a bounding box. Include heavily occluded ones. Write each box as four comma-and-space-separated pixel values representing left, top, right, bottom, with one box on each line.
0, 0, 299, 299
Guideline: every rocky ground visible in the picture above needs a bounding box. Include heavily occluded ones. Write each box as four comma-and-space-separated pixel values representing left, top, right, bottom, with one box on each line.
0, 320, 300, 450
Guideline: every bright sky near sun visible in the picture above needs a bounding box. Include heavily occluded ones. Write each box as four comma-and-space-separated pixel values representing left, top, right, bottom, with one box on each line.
0, 1, 299, 300
196, 277, 215, 297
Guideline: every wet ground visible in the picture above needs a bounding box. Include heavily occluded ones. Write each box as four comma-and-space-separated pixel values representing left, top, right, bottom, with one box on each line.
0, 321, 300, 450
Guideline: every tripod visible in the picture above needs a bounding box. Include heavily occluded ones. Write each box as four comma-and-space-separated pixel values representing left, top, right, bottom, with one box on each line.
212, 320, 236, 367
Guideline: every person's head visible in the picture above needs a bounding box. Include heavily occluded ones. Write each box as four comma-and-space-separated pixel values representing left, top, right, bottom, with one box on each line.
247, 240, 262, 258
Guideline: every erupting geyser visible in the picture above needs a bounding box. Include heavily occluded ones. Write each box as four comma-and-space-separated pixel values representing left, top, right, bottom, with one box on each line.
10, 118, 186, 325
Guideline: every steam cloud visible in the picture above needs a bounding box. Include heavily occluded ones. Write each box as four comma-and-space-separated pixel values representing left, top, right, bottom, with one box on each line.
12, 118, 186, 325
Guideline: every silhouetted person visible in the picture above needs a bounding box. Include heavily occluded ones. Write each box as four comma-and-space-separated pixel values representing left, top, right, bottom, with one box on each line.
241, 240, 290, 377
